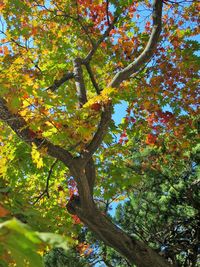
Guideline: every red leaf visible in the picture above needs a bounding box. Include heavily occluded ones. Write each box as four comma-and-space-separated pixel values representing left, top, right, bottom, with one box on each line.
91, 102, 101, 111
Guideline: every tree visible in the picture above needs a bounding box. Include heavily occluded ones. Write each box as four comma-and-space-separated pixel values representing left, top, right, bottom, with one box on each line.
0, 0, 199, 266
80, 145, 199, 267
43, 247, 89, 267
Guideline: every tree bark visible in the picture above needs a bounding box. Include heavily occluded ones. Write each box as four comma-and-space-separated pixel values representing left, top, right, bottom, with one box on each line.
67, 163, 173, 267
67, 189, 173, 267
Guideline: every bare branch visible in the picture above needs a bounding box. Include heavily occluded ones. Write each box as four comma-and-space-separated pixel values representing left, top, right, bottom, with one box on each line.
46, 72, 74, 91
0, 97, 73, 167
109, 0, 163, 88
33, 159, 58, 204
85, 63, 101, 94
73, 58, 87, 107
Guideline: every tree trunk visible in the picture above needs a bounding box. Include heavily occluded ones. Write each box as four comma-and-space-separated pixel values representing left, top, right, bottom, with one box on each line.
67, 197, 173, 267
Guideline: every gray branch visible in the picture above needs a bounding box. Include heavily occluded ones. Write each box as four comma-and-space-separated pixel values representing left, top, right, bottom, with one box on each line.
73, 58, 87, 107
109, 0, 163, 88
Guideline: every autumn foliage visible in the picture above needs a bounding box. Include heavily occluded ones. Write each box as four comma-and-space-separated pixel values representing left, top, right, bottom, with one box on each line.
0, 0, 199, 266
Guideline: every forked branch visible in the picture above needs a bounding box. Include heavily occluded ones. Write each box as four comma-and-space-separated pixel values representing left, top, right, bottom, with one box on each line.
33, 159, 58, 204
81, 0, 163, 161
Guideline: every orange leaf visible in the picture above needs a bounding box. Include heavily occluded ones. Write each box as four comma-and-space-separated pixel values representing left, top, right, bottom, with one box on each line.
0, 205, 10, 217
145, 134, 157, 145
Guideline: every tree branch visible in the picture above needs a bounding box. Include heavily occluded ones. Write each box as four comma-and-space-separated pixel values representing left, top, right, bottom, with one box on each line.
85, 158, 96, 194
0, 97, 73, 167
75, 0, 163, 159
85, 63, 101, 94
106, 0, 111, 26
33, 159, 58, 204
73, 58, 87, 107
77, 17, 95, 47
109, 0, 163, 88
83, 15, 118, 64
82, 103, 112, 159
71, 203, 172, 267
46, 71, 74, 91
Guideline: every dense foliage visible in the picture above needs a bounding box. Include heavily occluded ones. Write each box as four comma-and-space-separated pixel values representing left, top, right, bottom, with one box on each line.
0, 0, 199, 266
59, 145, 199, 267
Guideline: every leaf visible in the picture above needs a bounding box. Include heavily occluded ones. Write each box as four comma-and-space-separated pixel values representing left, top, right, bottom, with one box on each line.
8, 96, 21, 113
14, 57, 24, 65
0, 219, 72, 267
31, 143, 43, 169
38, 233, 70, 251
0, 219, 43, 267
0, 205, 10, 217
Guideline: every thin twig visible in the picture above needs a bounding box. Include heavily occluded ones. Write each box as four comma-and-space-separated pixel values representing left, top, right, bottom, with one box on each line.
33, 159, 58, 204
46, 72, 74, 91
106, 0, 110, 26
77, 17, 95, 47
85, 63, 101, 94
83, 15, 118, 64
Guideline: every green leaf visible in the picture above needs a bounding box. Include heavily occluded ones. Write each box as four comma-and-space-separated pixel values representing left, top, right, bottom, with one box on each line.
38, 233, 70, 251
0, 219, 43, 267
0, 219, 71, 267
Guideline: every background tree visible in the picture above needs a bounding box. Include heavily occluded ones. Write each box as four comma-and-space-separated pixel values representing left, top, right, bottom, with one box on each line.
81, 145, 200, 267
0, 0, 199, 266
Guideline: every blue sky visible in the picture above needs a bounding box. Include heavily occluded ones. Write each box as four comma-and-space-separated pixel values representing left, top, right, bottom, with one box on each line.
112, 101, 128, 125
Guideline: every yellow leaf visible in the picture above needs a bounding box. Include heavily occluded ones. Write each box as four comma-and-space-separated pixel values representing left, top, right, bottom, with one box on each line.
83, 87, 116, 109
31, 143, 43, 169
24, 74, 33, 86
0, 157, 7, 176
19, 108, 28, 117
14, 57, 24, 65
42, 127, 57, 138
101, 87, 116, 97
